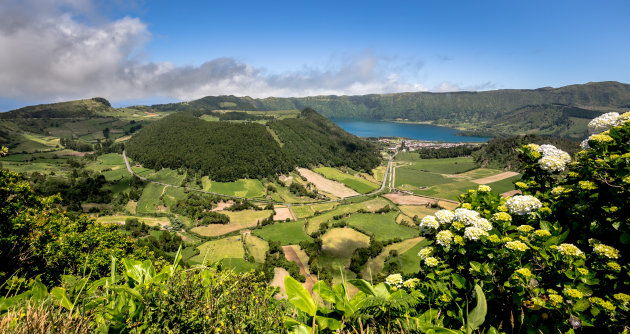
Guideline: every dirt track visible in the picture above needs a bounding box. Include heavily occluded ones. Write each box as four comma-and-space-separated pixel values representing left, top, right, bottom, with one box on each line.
384, 193, 435, 205
273, 207, 294, 221
472, 171, 519, 184
283, 245, 317, 293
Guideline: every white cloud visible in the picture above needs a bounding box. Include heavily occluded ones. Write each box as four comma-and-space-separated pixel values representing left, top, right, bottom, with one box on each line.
0, 0, 493, 105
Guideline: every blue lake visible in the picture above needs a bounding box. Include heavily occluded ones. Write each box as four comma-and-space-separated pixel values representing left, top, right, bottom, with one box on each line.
330, 119, 490, 142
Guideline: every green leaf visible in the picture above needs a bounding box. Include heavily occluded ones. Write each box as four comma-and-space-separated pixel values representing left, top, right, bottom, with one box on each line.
348, 279, 376, 296
466, 285, 487, 333
284, 275, 316, 316
620, 233, 630, 245
112, 286, 144, 301
283, 316, 312, 333
31, 279, 48, 301
312, 281, 335, 304
315, 315, 342, 330
573, 299, 591, 312
469, 261, 482, 273
51, 287, 73, 311
451, 274, 466, 289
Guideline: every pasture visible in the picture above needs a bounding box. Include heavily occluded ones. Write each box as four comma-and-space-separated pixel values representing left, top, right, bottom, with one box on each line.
305, 197, 391, 233
252, 221, 311, 245
244, 235, 269, 263
203, 178, 265, 198
344, 212, 418, 241
189, 237, 245, 265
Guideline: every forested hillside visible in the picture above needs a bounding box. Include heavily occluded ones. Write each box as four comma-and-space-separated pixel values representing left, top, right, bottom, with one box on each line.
125, 109, 381, 181
0, 97, 112, 119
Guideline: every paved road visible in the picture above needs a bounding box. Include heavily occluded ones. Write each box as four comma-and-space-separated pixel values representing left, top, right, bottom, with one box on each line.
122, 149, 396, 206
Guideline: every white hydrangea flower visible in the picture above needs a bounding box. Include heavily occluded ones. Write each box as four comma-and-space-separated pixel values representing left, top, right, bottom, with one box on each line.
424, 257, 439, 267
556, 243, 584, 257
593, 244, 620, 259
418, 247, 434, 259
505, 195, 542, 215
385, 273, 403, 287
434, 210, 455, 224
464, 227, 488, 240
538, 156, 567, 172
588, 112, 619, 134
454, 208, 481, 225
436, 230, 454, 247
580, 139, 590, 150
470, 218, 493, 231
419, 215, 439, 231
478, 184, 491, 192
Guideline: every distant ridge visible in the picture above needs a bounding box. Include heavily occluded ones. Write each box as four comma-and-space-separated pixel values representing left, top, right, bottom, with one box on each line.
0, 98, 112, 119
147, 81, 630, 138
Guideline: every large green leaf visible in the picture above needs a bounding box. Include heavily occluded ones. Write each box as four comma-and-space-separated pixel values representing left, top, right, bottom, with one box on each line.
312, 281, 335, 304
348, 279, 376, 296
285, 276, 316, 316
31, 278, 48, 301
51, 287, 73, 311
315, 315, 343, 330
466, 285, 487, 333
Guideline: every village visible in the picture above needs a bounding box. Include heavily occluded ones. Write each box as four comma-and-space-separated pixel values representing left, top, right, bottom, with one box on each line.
377, 137, 483, 152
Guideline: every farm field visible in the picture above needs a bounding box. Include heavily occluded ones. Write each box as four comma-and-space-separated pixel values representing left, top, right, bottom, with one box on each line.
398, 239, 431, 274
398, 205, 438, 219
313, 167, 379, 193
136, 183, 166, 213
344, 212, 418, 241
244, 235, 269, 263
291, 202, 338, 219
96, 215, 170, 228
362, 237, 424, 278
486, 174, 521, 194
202, 177, 265, 198
319, 228, 370, 271
305, 197, 391, 233
297, 168, 359, 198
189, 237, 245, 265
252, 221, 311, 245
191, 209, 273, 237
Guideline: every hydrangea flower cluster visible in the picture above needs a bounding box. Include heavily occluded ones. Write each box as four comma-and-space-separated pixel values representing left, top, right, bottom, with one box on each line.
464, 227, 488, 240
505, 240, 530, 252
514, 267, 532, 278
564, 288, 584, 299
453, 208, 481, 225
477, 184, 491, 192
588, 112, 620, 134
419, 215, 439, 231
505, 195, 542, 215
436, 230, 454, 246
385, 273, 403, 287
403, 278, 420, 289
536, 144, 571, 172
424, 257, 439, 267
492, 212, 512, 222
556, 243, 584, 257
593, 244, 620, 259
434, 210, 455, 224
417, 247, 433, 259
516, 225, 534, 233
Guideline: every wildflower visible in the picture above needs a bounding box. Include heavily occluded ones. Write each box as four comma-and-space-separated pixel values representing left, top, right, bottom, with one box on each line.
419, 215, 440, 231
549, 294, 563, 304
588, 112, 619, 134
564, 288, 584, 299
424, 257, 439, 267
556, 243, 584, 257
588, 133, 614, 143
461, 203, 472, 209
505, 195, 542, 215
454, 208, 480, 225
492, 212, 512, 222
436, 230, 454, 247
453, 235, 465, 245
434, 210, 454, 224
505, 240, 530, 252
418, 247, 434, 259
464, 227, 488, 240
403, 278, 420, 289
478, 184, 491, 192
614, 293, 630, 304
607, 262, 621, 271
385, 274, 403, 287
516, 225, 534, 233
593, 244, 620, 259
515, 182, 528, 189
577, 268, 589, 276
533, 229, 551, 238
514, 268, 532, 278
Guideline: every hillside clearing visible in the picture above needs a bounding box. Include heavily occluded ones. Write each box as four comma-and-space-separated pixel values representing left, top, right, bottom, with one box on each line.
297, 168, 359, 198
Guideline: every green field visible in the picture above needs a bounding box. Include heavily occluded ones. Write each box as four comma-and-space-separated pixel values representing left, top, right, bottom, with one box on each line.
291, 202, 338, 219
96, 215, 170, 228
252, 221, 311, 245
398, 206, 437, 220
396, 155, 477, 174
415, 180, 479, 201
203, 178, 265, 198
319, 228, 370, 272
487, 174, 522, 194
362, 237, 424, 278
244, 235, 269, 263
136, 183, 165, 213
394, 168, 451, 188
305, 197, 391, 233
313, 167, 379, 193
398, 239, 431, 274
344, 212, 418, 241
189, 237, 245, 265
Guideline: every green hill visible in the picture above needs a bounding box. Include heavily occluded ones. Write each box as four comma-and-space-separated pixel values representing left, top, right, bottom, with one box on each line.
147, 81, 630, 137
0, 97, 113, 119
125, 108, 381, 181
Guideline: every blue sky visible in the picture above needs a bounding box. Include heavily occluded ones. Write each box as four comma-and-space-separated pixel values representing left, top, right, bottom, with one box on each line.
0, 0, 628, 110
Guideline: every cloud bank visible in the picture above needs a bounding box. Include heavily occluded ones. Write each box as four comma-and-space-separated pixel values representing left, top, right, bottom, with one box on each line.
0, 0, 481, 105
